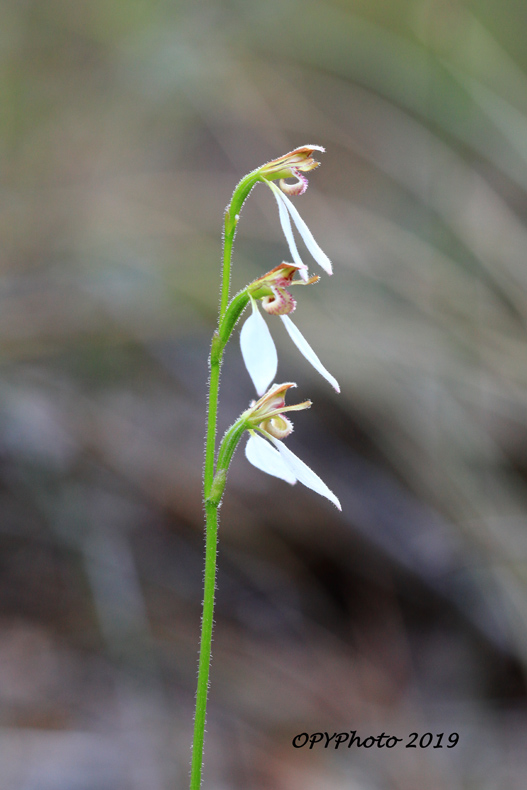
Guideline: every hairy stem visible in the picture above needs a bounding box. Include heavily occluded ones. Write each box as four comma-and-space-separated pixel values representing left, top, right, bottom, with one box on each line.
220, 170, 262, 319
203, 343, 221, 499
190, 170, 261, 790
189, 500, 218, 790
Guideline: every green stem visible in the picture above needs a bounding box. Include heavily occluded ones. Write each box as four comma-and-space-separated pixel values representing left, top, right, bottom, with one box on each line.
190, 170, 262, 790
203, 345, 221, 499
189, 500, 218, 790
221, 170, 262, 319
190, 419, 247, 790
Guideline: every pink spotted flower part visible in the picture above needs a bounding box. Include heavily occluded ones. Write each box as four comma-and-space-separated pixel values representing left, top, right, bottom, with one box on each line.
249, 262, 319, 316
259, 145, 325, 196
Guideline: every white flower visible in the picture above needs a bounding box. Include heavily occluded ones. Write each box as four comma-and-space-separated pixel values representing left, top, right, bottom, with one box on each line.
258, 145, 332, 278
243, 383, 341, 510
239, 264, 340, 396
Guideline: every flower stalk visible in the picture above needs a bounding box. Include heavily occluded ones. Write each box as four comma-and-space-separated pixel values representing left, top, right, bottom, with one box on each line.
192, 164, 264, 790
220, 170, 261, 320
191, 146, 338, 790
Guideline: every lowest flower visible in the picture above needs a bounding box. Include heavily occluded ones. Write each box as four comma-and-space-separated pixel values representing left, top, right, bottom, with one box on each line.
226, 383, 341, 510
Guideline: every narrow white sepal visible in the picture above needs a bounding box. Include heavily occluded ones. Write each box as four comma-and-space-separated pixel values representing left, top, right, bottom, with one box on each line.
269, 436, 342, 510
245, 433, 297, 485
269, 183, 308, 279
278, 189, 333, 275
240, 302, 278, 396
280, 315, 340, 393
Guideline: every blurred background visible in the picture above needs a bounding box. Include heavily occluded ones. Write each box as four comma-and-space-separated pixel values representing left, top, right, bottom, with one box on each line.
2, 0, 527, 787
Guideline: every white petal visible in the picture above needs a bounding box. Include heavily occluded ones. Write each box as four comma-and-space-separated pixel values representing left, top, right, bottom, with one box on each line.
269, 183, 308, 279
280, 315, 340, 393
240, 303, 278, 396
269, 436, 341, 510
278, 189, 333, 275
245, 433, 297, 484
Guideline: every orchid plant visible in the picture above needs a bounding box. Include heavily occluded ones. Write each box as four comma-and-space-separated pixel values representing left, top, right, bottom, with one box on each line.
190, 146, 341, 790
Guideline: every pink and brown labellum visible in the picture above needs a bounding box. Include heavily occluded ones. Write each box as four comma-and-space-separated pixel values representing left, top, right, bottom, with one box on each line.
261, 287, 296, 315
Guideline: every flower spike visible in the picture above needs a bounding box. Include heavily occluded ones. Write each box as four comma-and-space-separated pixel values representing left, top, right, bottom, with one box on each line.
192, 144, 341, 790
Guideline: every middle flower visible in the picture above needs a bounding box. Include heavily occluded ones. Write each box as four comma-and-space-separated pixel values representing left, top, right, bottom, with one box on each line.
240, 263, 340, 396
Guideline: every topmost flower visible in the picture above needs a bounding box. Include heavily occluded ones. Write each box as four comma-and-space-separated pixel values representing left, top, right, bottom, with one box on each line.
257, 146, 332, 277
259, 145, 325, 196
